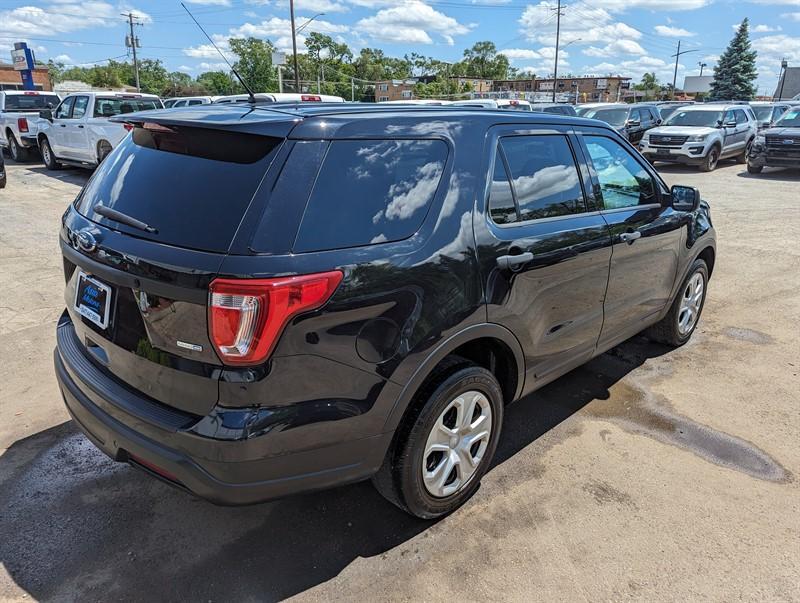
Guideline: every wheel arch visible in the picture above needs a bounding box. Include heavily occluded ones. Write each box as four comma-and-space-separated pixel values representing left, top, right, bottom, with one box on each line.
382, 323, 525, 434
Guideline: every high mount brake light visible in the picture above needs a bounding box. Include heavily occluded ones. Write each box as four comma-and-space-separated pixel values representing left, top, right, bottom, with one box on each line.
301, 95, 322, 102
123, 123, 134, 132
208, 271, 343, 366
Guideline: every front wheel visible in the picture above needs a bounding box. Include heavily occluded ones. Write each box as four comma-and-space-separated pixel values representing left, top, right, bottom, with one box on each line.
40, 138, 61, 171
747, 163, 763, 174
646, 259, 708, 347
699, 147, 719, 172
373, 359, 504, 518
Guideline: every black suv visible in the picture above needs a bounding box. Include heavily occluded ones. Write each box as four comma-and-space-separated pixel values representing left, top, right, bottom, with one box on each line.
55, 104, 715, 518
581, 103, 662, 143
747, 106, 800, 173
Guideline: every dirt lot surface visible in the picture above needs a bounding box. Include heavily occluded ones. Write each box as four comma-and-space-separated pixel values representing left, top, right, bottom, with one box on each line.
1, 157, 798, 602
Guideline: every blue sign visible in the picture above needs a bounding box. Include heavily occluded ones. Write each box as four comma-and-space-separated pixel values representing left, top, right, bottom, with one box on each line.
11, 42, 36, 91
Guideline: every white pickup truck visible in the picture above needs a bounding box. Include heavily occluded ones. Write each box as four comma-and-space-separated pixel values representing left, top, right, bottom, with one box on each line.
0, 91, 61, 161
37, 91, 162, 170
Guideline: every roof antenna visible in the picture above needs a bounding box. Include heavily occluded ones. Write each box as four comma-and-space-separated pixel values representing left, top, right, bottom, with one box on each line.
181, 2, 256, 104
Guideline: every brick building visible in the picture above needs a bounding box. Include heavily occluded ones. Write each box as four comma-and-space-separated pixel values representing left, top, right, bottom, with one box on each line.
492, 78, 537, 94
374, 79, 417, 102
449, 76, 493, 93
535, 76, 630, 102
0, 63, 52, 91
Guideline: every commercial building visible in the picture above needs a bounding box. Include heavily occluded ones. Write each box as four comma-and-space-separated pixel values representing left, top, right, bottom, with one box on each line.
535, 76, 631, 102
449, 76, 493, 93
0, 63, 52, 91
492, 78, 537, 94
774, 67, 800, 100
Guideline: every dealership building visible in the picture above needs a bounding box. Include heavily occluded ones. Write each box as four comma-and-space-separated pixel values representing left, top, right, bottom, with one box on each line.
0, 63, 52, 91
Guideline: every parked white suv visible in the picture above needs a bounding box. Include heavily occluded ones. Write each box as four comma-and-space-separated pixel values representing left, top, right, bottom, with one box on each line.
0, 91, 60, 161
639, 103, 757, 172
37, 92, 161, 170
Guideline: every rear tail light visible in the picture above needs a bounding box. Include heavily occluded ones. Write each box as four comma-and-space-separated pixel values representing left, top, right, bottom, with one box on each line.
17, 117, 28, 133
209, 271, 343, 365
123, 123, 134, 132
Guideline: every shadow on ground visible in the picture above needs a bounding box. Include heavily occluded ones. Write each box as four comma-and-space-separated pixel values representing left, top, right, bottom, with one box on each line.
0, 337, 670, 602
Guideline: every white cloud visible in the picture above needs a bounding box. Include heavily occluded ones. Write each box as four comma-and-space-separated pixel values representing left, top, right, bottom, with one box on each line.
499, 48, 542, 61
197, 62, 231, 72
584, 39, 646, 57
178, 65, 194, 73
276, 0, 349, 12
230, 16, 348, 37
750, 24, 782, 31
782, 11, 800, 19
655, 25, 696, 37
356, 1, 471, 45
0, 2, 151, 38
184, 0, 231, 5
748, 0, 800, 4
53, 54, 73, 64
588, 0, 709, 9
183, 34, 235, 61
519, 2, 641, 47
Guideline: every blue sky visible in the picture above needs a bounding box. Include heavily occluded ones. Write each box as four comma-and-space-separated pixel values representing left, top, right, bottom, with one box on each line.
0, 0, 797, 94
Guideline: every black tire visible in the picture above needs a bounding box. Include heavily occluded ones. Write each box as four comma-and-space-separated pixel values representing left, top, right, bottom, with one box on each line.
97, 141, 112, 164
737, 139, 753, 164
699, 146, 719, 172
373, 358, 504, 519
40, 137, 61, 171
646, 259, 709, 347
747, 163, 763, 174
8, 133, 30, 162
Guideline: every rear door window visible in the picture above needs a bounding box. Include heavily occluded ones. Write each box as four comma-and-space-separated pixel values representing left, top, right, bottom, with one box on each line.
75, 125, 281, 252
498, 135, 585, 222
293, 139, 447, 252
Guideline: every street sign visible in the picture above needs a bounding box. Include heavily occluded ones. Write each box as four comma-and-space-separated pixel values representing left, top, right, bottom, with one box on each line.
272, 52, 286, 66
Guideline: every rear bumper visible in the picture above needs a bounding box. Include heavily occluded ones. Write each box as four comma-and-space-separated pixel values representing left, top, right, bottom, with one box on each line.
55, 316, 393, 505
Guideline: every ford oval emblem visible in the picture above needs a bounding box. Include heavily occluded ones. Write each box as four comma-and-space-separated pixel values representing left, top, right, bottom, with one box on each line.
783, 139, 794, 145
76, 229, 97, 253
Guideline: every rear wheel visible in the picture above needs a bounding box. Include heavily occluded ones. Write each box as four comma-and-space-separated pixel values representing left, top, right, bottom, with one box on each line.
40, 138, 61, 171
646, 259, 708, 347
699, 146, 719, 172
737, 139, 753, 164
8, 133, 29, 162
97, 140, 112, 164
373, 359, 504, 518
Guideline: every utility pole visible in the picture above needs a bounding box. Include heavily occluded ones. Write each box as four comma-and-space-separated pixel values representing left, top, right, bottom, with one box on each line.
351, 77, 355, 102
551, 0, 563, 102
698, 61, 707, 76
670, 40, 698, 100
123, 12, 141, 92
289, 0, 300, 92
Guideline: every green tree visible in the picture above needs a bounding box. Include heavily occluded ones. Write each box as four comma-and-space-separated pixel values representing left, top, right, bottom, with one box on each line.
709, 18, 758, 101
196, 71, 240, 95
634, 72, 660, 100
229, 37, 277, 93
461, 41, 509, 80
135, 59, 169, 94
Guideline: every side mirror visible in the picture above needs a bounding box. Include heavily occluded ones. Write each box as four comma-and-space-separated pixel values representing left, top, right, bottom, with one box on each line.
626, 119, 640, 128
671, 185, 701, 212
39, 109, 53, 122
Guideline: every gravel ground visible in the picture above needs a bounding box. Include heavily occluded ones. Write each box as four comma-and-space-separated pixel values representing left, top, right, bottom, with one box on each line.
0, 157, 798, 602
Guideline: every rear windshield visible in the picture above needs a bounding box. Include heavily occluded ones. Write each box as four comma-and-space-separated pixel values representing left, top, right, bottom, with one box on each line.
3, 94, 60, 111
75, 125, 280, 252
294, 139, 447, 252
93, 97, 161, 117
586, 108, 628, 126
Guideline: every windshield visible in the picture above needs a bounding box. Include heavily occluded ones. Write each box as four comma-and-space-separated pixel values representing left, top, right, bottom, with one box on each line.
576, 106, 594, 116
3, 94, 60, 111
775, 109, 800, 127
658, 105, 686, 120
664, 110, 722, 127
586, 108, 628, 126
93, 97, 161, 117
752, 106, 777, 123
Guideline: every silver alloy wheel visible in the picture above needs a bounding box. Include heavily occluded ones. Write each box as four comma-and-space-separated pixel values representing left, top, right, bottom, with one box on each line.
678, 272, 704, 336
707, 149, 718, 170
41, 141, 51, 165
9, 136, 20, 161
422, 390, 493, 498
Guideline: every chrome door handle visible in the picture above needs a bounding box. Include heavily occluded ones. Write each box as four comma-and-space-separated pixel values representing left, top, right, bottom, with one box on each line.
497, 252, 534, 270
620, 231, 642, 244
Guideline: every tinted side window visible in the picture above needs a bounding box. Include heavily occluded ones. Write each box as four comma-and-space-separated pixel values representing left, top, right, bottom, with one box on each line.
500, 135, 585, 221
72, 96, 89, 119
55, 97, 74, 119
735, 109, 747, 124
488, 147, 516, 225
584, 136, 657, 210
294, 139, 447, 252
630, 109, 641, 122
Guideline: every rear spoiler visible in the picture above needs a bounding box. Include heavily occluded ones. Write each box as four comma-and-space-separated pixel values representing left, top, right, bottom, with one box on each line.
110, 108, 302, 137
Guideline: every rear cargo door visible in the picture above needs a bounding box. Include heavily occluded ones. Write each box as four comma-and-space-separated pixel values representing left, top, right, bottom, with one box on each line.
62, 122, 286, 415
